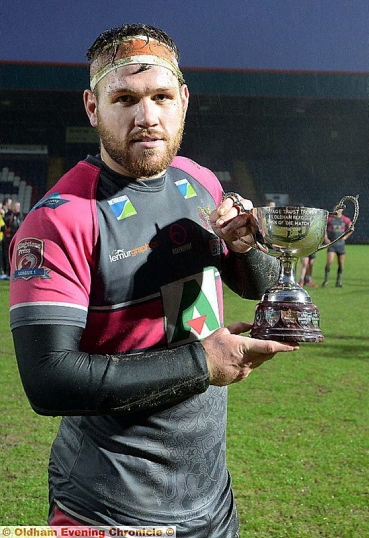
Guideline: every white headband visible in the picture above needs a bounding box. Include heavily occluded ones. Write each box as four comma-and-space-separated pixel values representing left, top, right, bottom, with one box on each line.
89, 36, 184, 91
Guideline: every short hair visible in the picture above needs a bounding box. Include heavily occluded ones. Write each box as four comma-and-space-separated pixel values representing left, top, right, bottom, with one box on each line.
86, 23, 180, 64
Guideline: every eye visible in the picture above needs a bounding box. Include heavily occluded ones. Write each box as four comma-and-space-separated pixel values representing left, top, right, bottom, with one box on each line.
116, 94, 136, 105
154, 93, 172, 102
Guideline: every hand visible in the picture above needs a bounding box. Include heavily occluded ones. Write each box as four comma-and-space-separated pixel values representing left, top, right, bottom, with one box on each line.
202, 321, 299, 386
210, 194, 259, 253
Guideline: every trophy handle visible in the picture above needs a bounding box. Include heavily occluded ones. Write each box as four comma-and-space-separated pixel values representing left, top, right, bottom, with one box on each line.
316, 194, 360, 252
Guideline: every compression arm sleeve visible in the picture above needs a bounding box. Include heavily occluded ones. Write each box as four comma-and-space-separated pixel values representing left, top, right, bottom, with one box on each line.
222, 247, 280, 300
12, 324, 210, 417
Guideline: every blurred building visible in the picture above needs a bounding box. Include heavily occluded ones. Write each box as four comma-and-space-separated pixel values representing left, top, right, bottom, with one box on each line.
1, 61, 368, 241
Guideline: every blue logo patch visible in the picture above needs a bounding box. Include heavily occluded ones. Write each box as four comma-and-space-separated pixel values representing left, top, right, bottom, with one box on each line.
32, 193, 70, 212
175, 179, 197, 199
108, 195, 137, 220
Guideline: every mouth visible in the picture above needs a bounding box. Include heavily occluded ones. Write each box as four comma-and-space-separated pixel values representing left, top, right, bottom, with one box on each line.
130, 131, 165, 148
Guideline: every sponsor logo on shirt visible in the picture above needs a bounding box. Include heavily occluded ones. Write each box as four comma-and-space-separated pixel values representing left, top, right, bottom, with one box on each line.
174, 178, 197, 199
169, 223, 192, 255
108, 195, 137, 220
13, 237, 51, 280
109, 241, 159, 262
161, 268, 222, 347
31, 192, 70, 211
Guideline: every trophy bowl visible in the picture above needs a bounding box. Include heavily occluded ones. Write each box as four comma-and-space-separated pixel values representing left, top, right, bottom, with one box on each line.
250, 195, 359, 342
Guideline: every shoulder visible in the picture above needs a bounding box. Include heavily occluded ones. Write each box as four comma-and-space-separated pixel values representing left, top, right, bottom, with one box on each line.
51, 160, 101, 198
31, 160, 100, 218
170, 156, 223, 204
21, 160, 100, 242
170, 156, 217, 180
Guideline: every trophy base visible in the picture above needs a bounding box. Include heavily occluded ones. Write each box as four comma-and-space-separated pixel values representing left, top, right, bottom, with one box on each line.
251, 300, 324, 343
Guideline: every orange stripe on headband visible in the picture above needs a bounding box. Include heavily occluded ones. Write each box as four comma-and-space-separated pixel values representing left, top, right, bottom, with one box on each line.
90, 36, 184, 90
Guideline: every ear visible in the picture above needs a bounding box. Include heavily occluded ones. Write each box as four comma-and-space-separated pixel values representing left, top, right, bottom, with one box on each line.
181, 84, 190, 115
83, 89, 98, 127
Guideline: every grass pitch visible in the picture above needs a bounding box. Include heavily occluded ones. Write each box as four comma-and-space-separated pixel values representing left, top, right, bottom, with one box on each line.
226, 245, 369, 536
1, 245, 368, 536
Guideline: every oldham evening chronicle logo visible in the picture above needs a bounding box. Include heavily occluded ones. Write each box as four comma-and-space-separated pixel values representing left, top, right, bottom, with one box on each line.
13, 238, 50, 280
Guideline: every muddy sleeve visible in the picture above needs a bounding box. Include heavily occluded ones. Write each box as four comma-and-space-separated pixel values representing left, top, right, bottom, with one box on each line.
12, 324, 210, 417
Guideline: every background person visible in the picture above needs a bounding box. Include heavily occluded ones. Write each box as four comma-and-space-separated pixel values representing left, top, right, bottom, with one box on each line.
322, 205, 352, 287
1, 197, 12, 277
9, 23, 298, 538
3, 200, 22, 277
0, 207, 6, 279
2, 196, 12, 215
298, 253, 317, 287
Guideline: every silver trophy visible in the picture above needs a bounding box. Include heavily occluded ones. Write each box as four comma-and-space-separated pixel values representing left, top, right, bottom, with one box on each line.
250, 195, 359, 342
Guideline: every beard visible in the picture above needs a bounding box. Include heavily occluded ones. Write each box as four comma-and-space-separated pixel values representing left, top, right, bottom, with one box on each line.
97, 115, 185, 178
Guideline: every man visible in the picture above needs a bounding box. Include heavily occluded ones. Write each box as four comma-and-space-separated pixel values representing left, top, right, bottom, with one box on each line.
0, 206, 6, 278
9, 24, 298, 537
1, 197, 12, 276
322, 205, 352, 287
2, 196, 12, 215
3, 200, 22, 277
298, 253, 317, 287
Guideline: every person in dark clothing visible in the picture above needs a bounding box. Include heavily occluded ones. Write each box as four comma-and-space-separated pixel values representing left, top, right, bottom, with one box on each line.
3, 200, 22, 276
322, 206, 352, 287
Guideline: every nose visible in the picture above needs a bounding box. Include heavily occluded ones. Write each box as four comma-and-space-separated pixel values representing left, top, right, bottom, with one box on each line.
134, 98, 159, 128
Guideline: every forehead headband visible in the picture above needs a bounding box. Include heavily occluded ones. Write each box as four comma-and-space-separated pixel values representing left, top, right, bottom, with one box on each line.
90, 35, 184, 91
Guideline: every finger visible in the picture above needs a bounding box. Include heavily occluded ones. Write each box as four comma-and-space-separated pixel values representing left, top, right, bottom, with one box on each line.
217, 195, 253, 224
220, 213, 258, 234
247, 338, 299, 353
218, 197, 236, 217
238, 198, 253, 211
216, 205, 240, 226
221, 193, 253, 212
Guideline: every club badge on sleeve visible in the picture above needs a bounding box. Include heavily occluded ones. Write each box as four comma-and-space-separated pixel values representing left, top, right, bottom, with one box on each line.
13, 237, 51, 281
